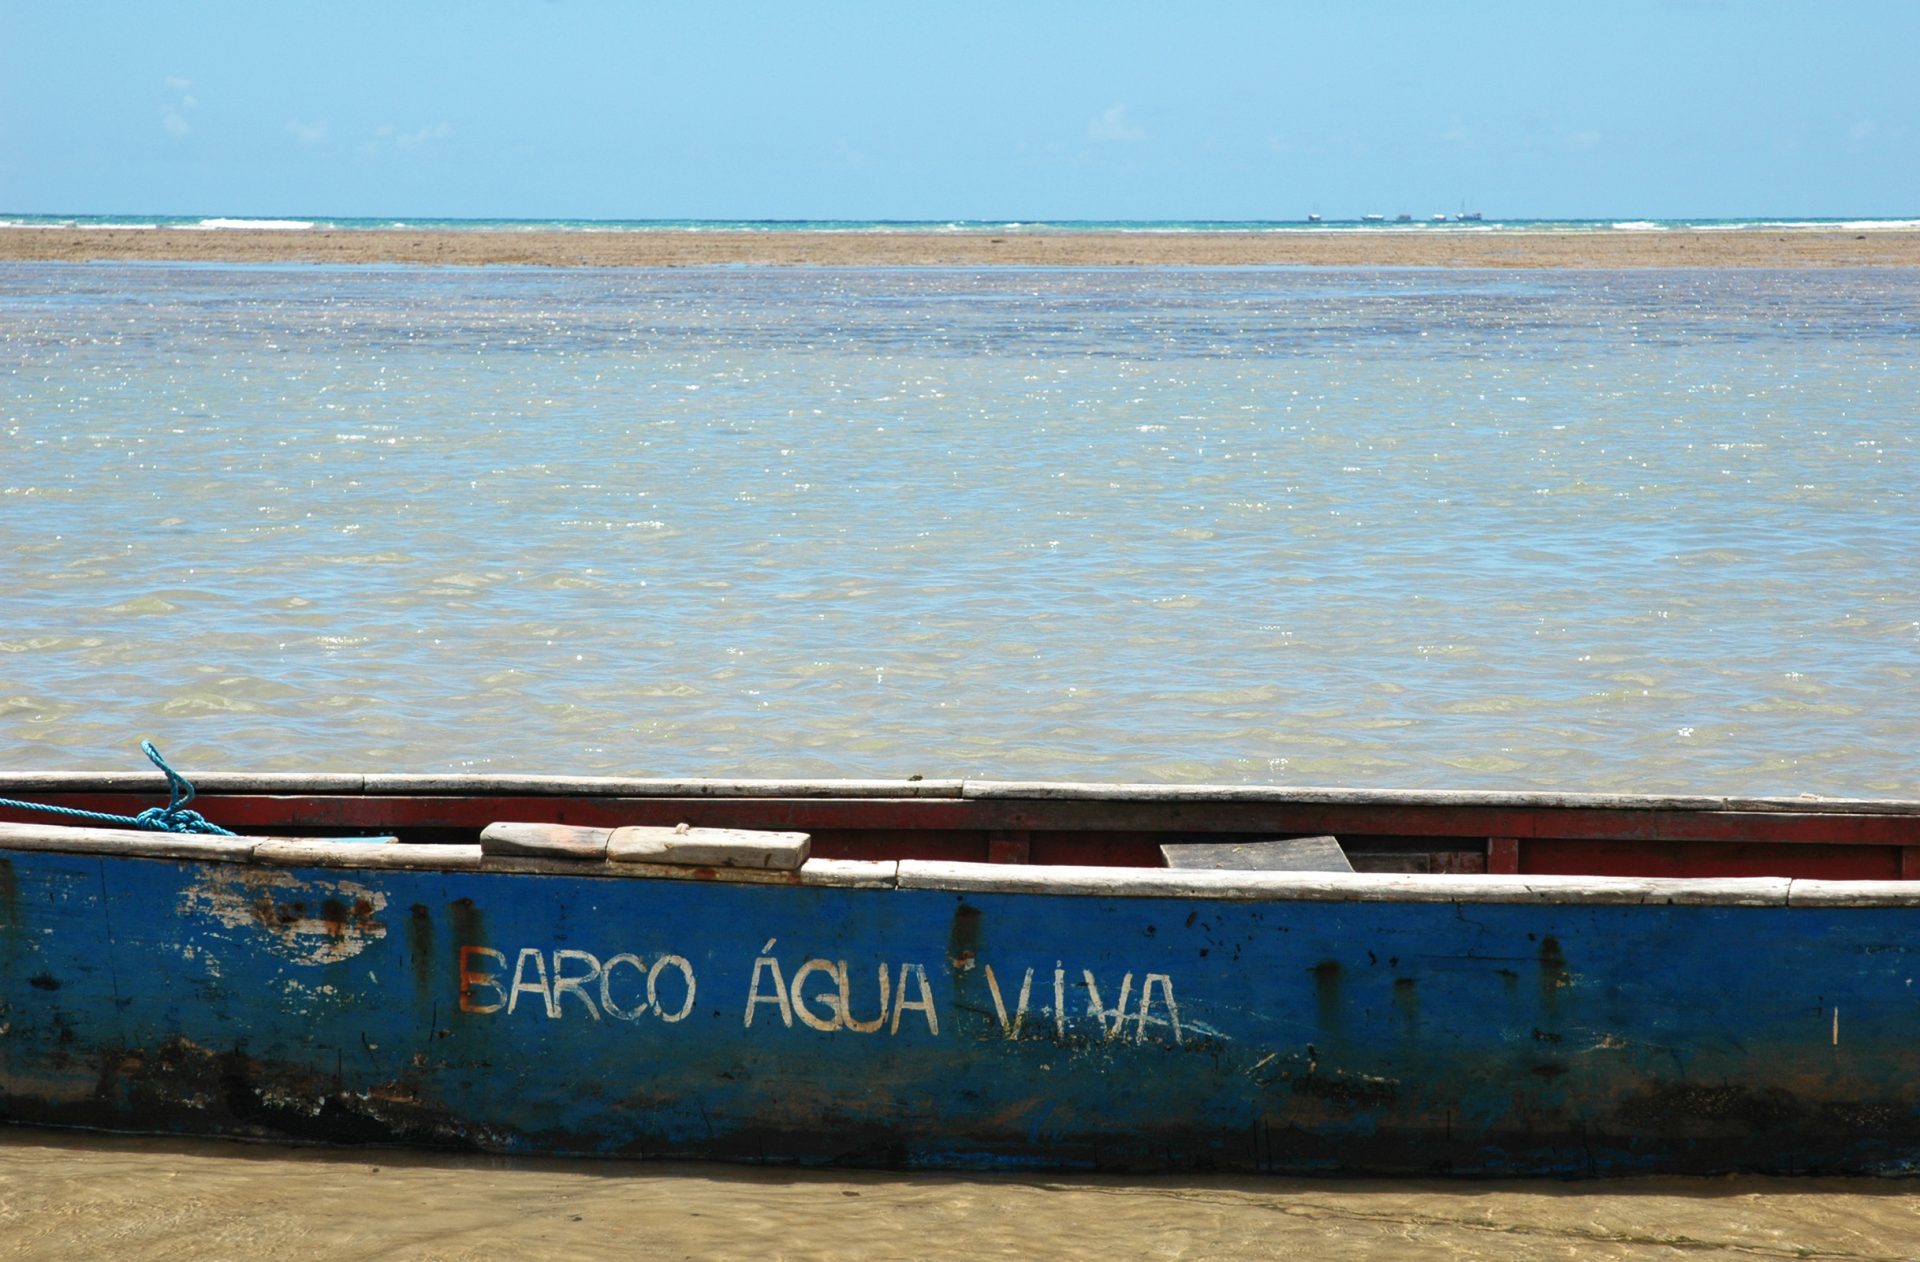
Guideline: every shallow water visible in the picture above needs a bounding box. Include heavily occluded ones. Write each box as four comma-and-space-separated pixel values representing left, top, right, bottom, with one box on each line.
3, 263, 1917, 792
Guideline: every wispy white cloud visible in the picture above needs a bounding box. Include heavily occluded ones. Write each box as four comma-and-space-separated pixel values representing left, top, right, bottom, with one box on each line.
361, 122, 453, 155
161, 77, 197, 139
360, 122, 450, 155
394, 122, 452, 150
1087, 104, 1146, 144
286, 119, 330, 146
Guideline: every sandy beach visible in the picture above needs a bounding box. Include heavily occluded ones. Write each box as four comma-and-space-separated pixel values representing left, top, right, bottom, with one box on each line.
5, 226, 1920, 268
7, 1131, 1920, 1262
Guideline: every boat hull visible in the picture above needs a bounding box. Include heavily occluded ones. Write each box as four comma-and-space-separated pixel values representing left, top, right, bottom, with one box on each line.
4, 844, 1918, 1175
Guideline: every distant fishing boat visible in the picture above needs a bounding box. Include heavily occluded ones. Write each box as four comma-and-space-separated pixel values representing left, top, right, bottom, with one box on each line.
1395, 213, 1413, 223
1306, 213, 1322, 223
1362, 214, 1385, 223
7, 766, 1920, 1176
1456, 211, 1483, 221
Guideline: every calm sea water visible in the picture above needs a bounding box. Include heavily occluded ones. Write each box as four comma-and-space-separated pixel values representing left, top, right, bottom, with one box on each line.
3, 262, 1917, 793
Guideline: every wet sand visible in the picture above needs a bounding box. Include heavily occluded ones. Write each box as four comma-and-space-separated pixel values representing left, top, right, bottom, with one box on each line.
4, 227, 1920, 268
3, 1130, 1919, 1261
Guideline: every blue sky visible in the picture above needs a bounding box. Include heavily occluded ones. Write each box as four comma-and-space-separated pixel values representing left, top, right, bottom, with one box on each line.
3, 1, 1915, 220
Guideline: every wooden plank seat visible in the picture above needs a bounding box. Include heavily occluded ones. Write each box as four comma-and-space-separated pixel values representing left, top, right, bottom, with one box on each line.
1159, 834, 1353, 873
480, 821, 810, 870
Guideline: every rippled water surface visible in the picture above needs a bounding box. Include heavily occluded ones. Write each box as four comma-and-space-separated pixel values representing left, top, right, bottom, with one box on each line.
3, 263, 1917, 791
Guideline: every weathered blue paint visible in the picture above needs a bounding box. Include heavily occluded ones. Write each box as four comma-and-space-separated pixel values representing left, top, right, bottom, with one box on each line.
3, 846, 1918, 1175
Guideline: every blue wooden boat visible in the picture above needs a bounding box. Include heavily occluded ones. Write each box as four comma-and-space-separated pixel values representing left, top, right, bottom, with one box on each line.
4, 770, 1920, 1175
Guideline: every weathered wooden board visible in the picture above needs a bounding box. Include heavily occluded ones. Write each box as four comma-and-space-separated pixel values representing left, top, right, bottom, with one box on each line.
480, 823, 611, 860
1161, 836, 1353, 872
0, 821, 400, 864
0, 821, 261, 863
479, 822, 815, 869
251, 840, 482, 871
5, 842, 1920, 1175
606, 825, 809, 870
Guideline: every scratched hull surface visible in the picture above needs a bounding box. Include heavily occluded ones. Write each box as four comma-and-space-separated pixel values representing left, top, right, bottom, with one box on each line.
2, 847, 1916, 1175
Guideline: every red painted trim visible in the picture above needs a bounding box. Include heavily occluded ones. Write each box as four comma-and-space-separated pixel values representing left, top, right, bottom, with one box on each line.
1523, 838, 1900, 880
987, 831, 1033, 865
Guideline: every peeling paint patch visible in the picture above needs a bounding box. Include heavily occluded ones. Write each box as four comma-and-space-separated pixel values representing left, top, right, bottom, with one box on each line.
176, 943, 223, 979
279, 979, 343, 1013
179, 869, 388, 965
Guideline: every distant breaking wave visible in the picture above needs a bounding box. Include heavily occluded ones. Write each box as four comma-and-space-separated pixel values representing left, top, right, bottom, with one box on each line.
186, 218, 319, 231
1771, 218, 1920, 232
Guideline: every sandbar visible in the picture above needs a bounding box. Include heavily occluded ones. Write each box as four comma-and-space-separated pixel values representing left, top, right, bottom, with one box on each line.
3, 227, 1918, 268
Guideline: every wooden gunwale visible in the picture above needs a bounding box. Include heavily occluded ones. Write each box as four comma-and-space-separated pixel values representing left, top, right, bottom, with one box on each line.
5, 772, 1920, 815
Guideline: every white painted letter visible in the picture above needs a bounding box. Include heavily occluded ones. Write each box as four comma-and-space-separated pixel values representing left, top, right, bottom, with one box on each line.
790, 957, 844, 1032
983, 964, 1033, 1038
745, 941, 793, 1029
1083, 970, 1134, 1041
648, 954, 697, 1022
890, 962, 939, 1037
508, 947, 556, 1017
551, 949, 604, 1020
1136, 973, 1183, 1044
841, 961, 890, 1034
600, 953, 649, 1020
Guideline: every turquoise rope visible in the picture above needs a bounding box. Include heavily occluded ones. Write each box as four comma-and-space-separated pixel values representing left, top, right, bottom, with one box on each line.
0, 741, 237, 836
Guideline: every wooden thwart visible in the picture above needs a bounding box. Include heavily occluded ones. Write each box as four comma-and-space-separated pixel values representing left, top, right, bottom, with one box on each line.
480, 821, 810, 870
609, 825, 809, 869
1161, 835, 1353, 873
478, 822, 611, 860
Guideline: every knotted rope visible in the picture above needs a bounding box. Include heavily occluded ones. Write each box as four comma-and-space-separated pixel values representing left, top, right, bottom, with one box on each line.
0, 741, 237, 835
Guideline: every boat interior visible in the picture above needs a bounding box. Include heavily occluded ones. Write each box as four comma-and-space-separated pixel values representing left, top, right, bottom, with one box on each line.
4, 775, 1918, 884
